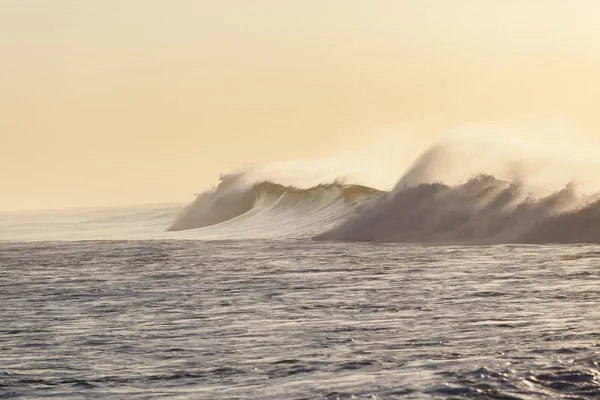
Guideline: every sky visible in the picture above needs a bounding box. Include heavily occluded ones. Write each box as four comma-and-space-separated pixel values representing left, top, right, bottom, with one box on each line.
2, 0, 600, 210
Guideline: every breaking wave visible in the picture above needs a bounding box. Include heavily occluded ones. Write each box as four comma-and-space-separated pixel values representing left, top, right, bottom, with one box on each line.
170, 171, 600, 244
168, 174, 381, 239
314, 175, 600, 244
170, 123, 600, 244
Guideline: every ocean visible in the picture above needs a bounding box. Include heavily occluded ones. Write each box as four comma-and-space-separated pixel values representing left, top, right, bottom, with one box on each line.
2, 170, 600, 399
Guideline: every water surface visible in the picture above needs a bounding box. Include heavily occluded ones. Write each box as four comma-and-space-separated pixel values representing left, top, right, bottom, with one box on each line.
2, 240, 599, 399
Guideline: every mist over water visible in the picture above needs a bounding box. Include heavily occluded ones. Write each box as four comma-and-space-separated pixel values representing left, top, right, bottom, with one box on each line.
161, 120, 600, 245
3, 120, 600, 244
392, 121, 600, 192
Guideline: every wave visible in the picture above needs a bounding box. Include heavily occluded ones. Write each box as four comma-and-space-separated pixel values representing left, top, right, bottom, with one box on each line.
167, 174, 381, 239
169, 123, 600, 244
314, 174, 600, 244
169, 172, 600, 244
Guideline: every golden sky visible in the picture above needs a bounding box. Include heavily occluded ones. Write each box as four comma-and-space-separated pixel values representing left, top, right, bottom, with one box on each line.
2, 1, 600, 210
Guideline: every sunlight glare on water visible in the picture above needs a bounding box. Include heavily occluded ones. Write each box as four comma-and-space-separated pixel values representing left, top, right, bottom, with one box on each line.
2, 240, 600, 399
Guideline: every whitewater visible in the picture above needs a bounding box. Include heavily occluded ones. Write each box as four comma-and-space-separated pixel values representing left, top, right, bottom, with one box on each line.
4, 122, 600, 245
3, 124, 600, 399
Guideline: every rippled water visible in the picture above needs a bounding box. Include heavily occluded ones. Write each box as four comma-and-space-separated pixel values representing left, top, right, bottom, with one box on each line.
2, 240, 600, 399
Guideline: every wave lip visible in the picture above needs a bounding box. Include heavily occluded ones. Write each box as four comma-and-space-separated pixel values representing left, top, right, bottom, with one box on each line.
168, 175, 381, 239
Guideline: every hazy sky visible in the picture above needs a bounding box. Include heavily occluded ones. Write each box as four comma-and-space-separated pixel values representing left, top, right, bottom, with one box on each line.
2, 1, 600, 210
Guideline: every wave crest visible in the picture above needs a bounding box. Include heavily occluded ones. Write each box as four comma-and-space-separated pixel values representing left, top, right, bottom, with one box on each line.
168, 176, 380, 234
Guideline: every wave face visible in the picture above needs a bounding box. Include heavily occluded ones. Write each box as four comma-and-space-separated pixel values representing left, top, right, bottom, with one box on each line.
168, 174, 381, 239
314, 174, 600, 244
